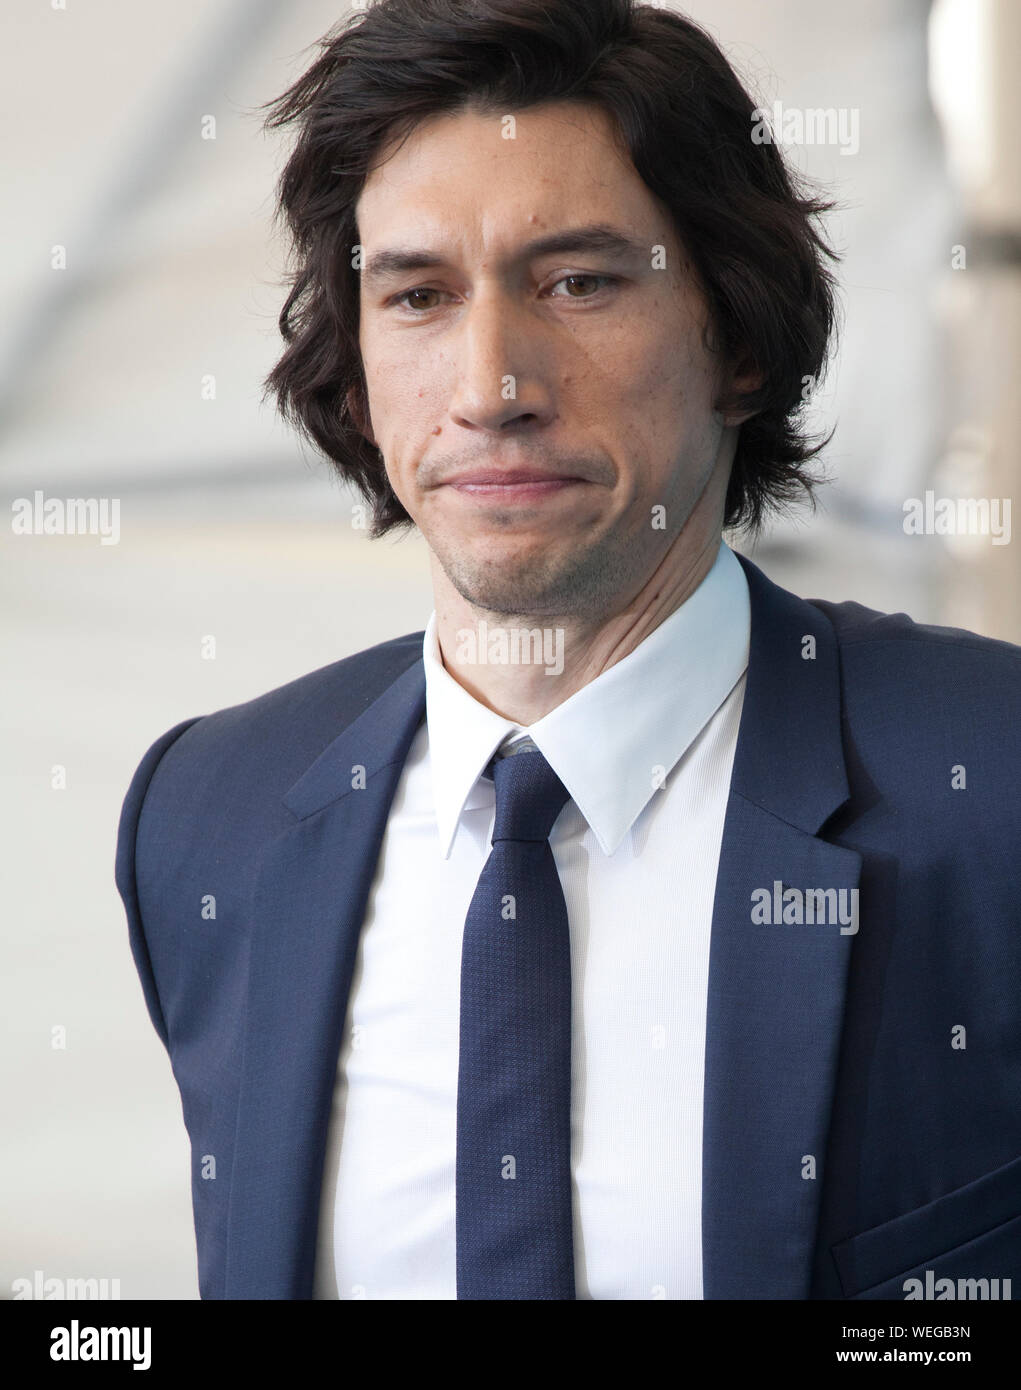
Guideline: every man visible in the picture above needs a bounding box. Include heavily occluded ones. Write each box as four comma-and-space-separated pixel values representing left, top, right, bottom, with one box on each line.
116, 0, 1021, 1300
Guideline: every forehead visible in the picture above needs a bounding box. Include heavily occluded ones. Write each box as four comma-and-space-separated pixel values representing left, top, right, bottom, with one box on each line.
355, 100, 667, 249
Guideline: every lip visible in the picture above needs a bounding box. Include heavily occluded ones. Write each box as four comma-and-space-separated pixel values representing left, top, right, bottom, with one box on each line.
446, 469, 584, 486
444, 469, 589, 501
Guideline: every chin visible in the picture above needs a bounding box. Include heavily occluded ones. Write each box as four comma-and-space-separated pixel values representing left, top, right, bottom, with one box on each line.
458, 582, 550, 617
441, 537, 610, 616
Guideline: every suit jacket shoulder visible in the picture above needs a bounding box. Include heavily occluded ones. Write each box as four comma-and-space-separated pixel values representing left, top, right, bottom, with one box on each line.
812, 589, 1021, 668
115, 631, 424, 1044
804, 591, 1021, 830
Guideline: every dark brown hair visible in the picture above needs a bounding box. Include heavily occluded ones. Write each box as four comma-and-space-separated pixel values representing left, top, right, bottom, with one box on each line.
262, 0, 840, 538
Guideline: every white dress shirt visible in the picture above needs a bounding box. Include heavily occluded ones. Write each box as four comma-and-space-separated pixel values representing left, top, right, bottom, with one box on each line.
313, 540, 751, 1299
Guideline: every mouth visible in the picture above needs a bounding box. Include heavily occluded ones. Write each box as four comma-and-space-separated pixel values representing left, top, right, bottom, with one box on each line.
444, 470, 590, 503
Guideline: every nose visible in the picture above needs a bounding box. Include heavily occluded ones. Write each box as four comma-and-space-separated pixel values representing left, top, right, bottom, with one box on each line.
446, 288, 559, 435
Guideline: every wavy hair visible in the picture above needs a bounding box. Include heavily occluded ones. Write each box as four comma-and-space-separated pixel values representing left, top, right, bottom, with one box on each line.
262, 0, 841, 537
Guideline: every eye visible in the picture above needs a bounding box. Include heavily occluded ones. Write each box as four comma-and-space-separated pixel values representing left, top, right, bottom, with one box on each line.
548, 273, 616, 299
391, 287, 446, 312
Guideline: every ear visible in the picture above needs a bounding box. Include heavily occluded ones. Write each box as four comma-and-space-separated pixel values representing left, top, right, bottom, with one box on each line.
346, 384, 377, 446
719, 352, 765, 428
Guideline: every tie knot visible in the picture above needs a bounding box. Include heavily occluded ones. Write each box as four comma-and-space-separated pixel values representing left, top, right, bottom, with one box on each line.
490, 749, 571, 844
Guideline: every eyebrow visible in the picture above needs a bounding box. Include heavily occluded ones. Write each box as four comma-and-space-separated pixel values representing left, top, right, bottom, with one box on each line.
360, 224, 649, 289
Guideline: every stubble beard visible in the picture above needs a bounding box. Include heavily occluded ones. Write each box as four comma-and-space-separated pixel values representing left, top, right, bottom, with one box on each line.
431, 515, 640, 625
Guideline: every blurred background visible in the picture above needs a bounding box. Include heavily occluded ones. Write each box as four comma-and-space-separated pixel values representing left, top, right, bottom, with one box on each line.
2, 0, 1018, 1298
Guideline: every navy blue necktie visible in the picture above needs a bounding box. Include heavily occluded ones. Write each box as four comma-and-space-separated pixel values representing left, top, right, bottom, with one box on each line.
456, 747, 576, 1299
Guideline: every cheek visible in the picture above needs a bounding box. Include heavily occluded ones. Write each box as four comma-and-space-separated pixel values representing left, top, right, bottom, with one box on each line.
365, 330, 449, 423
602, 358, 713, 477
604, 352, 722, 513
648, 336, 720, 455
592, 295, 712, 411
367, 373, 439, 458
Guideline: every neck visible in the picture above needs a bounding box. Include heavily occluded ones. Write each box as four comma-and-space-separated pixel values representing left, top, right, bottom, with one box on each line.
432, 525, 724, 726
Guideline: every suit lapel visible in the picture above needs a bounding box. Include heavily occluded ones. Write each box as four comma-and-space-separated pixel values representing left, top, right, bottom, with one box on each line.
701, 554, 861, 1297
225, 656, 427, 1298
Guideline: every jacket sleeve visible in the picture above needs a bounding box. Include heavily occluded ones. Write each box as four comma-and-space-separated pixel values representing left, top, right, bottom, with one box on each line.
114, 717, 203, 1051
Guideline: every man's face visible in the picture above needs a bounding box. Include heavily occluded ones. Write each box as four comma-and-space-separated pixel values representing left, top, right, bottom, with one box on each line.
355, 101, 735, 621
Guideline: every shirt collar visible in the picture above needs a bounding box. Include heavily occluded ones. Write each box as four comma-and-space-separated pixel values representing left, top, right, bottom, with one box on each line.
423, 539, 750, 857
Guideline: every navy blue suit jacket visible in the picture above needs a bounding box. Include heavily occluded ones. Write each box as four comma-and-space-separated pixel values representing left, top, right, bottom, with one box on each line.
115, 552, 1021, 1299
